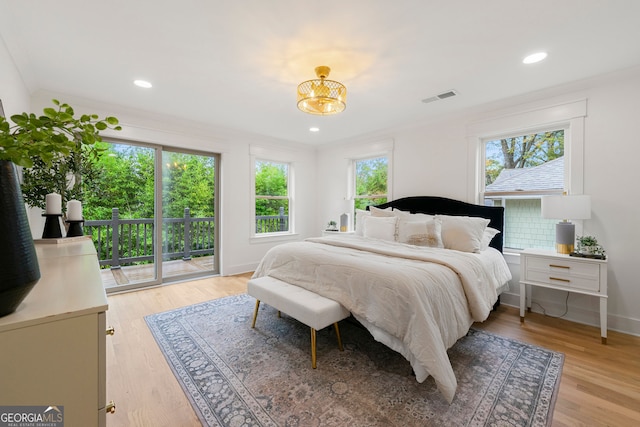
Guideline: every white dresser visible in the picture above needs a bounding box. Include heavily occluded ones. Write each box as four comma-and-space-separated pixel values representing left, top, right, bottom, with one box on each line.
0, 238, 112, 426
519, 249, 608, 343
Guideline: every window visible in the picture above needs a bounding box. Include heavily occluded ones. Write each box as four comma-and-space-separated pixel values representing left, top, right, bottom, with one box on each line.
483, 129, 565, 250
353, 156, 388, 210
254, 160, 291, 234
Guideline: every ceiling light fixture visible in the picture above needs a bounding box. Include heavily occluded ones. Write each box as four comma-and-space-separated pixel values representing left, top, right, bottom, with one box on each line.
309, 127, 320, 132
134, 79, 153, 88
522, 52, 548, 64
297, 66, 346, 115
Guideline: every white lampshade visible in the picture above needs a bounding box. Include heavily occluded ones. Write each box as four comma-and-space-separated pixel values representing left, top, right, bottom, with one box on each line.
541, 195, 591, 220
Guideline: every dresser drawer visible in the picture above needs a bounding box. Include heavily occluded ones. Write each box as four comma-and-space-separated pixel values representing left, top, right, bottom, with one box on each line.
524, 256, 601, 292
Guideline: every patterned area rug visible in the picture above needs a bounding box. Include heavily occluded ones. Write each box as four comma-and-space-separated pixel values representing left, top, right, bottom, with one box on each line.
145, 294, 563, 426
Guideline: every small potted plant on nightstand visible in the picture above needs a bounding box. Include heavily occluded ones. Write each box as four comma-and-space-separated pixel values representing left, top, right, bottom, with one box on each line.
575, 235, 606, 258
326, 220, 338, 231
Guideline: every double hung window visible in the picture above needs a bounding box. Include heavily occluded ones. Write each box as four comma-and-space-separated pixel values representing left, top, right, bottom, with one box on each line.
254, 160, 291, 235
482, 129, 565, 250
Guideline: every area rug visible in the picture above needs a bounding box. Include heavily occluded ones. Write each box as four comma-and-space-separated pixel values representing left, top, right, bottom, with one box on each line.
145, 294, 563, 426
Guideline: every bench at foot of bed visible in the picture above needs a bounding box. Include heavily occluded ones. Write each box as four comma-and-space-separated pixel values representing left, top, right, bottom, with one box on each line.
247, 276, 350, 368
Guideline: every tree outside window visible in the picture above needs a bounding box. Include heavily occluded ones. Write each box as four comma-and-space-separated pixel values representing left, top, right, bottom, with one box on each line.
255, 160, 290, 234
484, 130, 564, 250
354, 156, 388, 210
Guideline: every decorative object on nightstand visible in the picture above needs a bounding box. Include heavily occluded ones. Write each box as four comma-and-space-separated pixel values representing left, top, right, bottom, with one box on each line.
519, 249, 608, 344
326, 220, 338, 231
573, 235, 606, 259
340, 213, 349, 232
541, 194, 591, 254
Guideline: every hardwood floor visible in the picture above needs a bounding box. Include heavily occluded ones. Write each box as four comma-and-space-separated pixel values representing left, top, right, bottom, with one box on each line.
106, 274, 640, 427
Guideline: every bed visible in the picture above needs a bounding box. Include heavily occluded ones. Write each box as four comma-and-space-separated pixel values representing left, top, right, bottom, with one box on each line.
252, 196, 512, 402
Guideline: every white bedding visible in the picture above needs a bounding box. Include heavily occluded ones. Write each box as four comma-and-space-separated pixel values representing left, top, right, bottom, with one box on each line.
252, 234, 512, 402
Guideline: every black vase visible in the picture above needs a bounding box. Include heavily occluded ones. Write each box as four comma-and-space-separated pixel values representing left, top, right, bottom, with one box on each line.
0, 160, 40, 317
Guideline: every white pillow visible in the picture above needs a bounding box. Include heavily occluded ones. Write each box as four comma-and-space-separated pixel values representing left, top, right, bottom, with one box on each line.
480, 227, 501, 251
393, 209, 435, 222
354, 209, 371, 236
369, 206, 395, 217
363, 216, 397, 241
436, 215, 490, 253
397, 218, 444, 248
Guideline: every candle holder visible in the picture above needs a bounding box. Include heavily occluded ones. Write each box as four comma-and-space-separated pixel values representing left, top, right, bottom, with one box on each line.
42, 214, 63, 238
65, 219, 85, 237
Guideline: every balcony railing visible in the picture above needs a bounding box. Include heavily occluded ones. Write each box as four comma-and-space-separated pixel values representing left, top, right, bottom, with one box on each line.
84, 207, 289, 268
85, 208, 214, 268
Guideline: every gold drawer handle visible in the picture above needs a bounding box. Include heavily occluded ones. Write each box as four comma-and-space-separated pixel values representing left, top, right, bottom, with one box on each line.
106, 400, 116, 414
549, 264, 570, 269
550, 277, 570, 283
106, 326, 115, 336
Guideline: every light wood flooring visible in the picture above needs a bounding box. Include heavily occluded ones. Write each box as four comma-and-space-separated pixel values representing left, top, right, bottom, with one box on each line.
106, 274, 640, 427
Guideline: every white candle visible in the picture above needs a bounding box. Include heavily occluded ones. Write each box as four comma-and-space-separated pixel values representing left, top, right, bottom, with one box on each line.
45, 193, 62, 215
67, 200, 83, 221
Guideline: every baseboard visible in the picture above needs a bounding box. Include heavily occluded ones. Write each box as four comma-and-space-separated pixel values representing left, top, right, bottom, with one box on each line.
222, 262, 258, 277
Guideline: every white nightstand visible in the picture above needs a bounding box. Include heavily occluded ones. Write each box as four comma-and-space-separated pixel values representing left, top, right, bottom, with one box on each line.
322, 230, 355, 236
519, 249, 608, 344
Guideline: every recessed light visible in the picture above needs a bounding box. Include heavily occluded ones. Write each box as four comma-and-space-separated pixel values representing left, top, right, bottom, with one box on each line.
522, 52, 547, 64
309, 127, 320, 132
134, 79, 153, 88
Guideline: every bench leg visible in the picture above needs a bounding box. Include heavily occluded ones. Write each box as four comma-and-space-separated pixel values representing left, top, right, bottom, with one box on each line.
251, 300, 260, 328
311, 328, 317, 369
333, 322, 344, 351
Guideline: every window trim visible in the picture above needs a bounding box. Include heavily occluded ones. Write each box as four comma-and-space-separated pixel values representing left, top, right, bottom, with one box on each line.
467, 99, 587, 252
250, 157, 294, 239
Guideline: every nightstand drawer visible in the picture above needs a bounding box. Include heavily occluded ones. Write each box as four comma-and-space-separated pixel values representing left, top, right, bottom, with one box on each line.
524, 256, 601, 291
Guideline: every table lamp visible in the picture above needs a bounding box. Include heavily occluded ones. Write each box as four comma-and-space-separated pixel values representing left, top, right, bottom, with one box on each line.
541, 194, 591, 254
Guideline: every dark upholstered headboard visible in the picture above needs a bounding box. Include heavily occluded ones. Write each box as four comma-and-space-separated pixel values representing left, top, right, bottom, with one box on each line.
370, 196, 505, 252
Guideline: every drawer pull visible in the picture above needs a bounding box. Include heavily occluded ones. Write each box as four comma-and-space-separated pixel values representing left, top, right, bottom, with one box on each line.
106, 400, 116, 414
550, 277, 570, 283
106, 326, 115, 336
549, 264, 570, 269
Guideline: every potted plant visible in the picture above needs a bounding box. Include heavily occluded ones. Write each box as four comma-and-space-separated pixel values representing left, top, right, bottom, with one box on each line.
326, 220, 338, 231
576, 235, 605, 257
0, 99, 121, 317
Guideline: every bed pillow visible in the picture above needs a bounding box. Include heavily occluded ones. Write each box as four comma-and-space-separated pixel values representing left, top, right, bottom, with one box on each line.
436, 215, 490, 253
397, 217, 444, 248
363, 216, 398, 241
354, 209, 371, 236
393, 209, 435, 222
480, 227, 501, 251
369, 206, 395, 217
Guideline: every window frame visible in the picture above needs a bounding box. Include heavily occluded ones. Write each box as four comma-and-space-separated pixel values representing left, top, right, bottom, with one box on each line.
251, 158, 293, 237
467, 99, 587, 253
351, 155, 390, 209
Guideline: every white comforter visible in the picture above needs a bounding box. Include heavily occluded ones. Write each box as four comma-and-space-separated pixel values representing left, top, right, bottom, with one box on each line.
252, 234, 512, 402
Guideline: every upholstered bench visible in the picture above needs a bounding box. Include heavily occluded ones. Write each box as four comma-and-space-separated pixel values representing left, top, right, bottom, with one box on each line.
247, 276, 350, 368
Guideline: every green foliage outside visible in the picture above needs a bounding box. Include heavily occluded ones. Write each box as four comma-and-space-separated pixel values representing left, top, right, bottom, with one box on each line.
354, 156, 388, 210
82, 143, 215, 221
255, 160, 288, 216
485, 130, 564, 186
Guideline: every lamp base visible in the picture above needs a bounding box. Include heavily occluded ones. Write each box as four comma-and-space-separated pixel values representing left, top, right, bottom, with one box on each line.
555, 221, 575, 254
556, 243, 574, 254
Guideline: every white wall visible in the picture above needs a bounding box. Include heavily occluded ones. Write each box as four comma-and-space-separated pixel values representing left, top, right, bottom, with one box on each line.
0, 36, 30, 121
317, 67, 640, 336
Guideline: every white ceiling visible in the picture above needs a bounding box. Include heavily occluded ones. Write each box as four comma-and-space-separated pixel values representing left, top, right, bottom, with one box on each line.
1, 0, 640, 145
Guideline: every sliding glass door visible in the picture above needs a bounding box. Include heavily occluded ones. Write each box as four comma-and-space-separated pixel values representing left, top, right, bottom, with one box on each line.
83, 141, 219, 292
161, 149, 218, 282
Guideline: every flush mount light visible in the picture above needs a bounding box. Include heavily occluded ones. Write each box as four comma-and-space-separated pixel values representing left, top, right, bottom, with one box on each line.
297, 66, 346, 115
523, 52, 548, 64
309, 127, 320, 132
133, 79, 153, 88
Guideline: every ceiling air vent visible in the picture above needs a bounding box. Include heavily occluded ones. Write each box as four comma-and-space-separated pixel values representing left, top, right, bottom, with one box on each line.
421, 90, 458, 104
